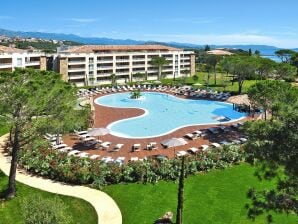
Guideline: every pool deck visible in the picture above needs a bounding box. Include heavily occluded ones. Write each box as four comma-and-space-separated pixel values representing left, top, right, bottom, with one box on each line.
63, 91, 252, 162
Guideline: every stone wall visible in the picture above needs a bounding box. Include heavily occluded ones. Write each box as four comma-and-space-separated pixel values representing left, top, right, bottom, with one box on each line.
190, 54, 196, 76
58, 57, 68, 81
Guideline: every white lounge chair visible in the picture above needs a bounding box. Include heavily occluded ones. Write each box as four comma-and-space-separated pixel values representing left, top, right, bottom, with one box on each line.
89, 155, 100, 160
176, 151, 188, 157
100, 141, 111, 150
200, 145, 209, 151
113, 143, 124, 151
188, 147, 199, 154
132, 143, 141, 152
68, 150, 81, 156
79, 152, 89, 158
210, 142, 221, 148
129, 157, 139, 162
101, 156, 113, 163
115, 157, 125, 165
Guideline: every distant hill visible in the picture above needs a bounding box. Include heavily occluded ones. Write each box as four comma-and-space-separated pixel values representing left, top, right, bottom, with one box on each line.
0, 28, 296, 55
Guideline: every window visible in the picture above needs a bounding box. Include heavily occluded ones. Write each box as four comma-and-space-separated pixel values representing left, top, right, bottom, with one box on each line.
17, 58, 22, 66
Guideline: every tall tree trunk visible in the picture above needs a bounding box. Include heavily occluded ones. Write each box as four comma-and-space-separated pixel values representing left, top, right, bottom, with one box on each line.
5, 125, 20, 199
214, 66, 217, 85
158, 66, 162, 80
176, 156, 185, 224
238, 81, 243, 94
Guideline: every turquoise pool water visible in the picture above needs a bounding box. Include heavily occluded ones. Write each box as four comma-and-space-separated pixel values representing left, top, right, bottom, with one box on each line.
95, 92, 246, 138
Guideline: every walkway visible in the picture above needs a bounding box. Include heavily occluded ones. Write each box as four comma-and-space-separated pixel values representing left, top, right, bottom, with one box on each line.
0, 134, 122, 224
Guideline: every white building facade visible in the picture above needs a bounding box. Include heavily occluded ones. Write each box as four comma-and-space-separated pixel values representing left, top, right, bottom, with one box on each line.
56, 45, 195, 86
0, 46, 46, 72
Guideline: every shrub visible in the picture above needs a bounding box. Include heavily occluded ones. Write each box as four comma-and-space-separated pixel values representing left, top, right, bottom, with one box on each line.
21, 195, 72, 224
18, 145, 247, 188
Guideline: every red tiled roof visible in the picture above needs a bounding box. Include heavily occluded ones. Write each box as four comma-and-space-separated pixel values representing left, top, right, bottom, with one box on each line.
63, 45, 181, 53
0, 45, 25, 53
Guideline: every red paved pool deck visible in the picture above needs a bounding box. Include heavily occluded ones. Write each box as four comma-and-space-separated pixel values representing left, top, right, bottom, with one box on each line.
63, 91, 251, 161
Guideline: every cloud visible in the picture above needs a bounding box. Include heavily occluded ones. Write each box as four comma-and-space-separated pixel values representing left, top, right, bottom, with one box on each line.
68, 18, 96, 23
155, 17, 218, 24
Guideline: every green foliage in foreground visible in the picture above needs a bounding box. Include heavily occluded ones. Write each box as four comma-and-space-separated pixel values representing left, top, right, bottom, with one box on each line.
103, 164, 297, 224
21, 195, 72, 224
244, 81, 298, 220
0, 171, 97, 224
18, 144, 245, 188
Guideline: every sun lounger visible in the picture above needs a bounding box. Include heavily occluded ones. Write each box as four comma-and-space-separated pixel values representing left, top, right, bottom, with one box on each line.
115, 157, 125, 165
58, 146, 72, 152
220, 140, 232, 146
129, 157, 139, 162
101, 156, 114, 163
184, 133, 197, 140
100, 141, 111, 150
177, 151, 188, 157
67, 150, 81, 156
79, 152, 89, 158
81, 136, 96, 142
188, 147, 199, 154
193, 130, 202, 136
74, 130, 88, 135
113, 143, 124, 151
200, 145, 209, 151
239, 137, 248, 143
132, 143, 141, 152
210, 142, 221, 148
53, 143, 68, 149
232, 139, 241, 144
146, 142, 157, 150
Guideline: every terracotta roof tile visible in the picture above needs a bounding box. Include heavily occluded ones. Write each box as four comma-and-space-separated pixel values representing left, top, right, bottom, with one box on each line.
63, 45, 181, 53
0, 45, 25, 53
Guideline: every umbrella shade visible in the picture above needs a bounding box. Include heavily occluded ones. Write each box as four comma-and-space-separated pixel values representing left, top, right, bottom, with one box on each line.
88, 128, 110, 136
193, 82, 203, 86
161, 138, 188, 148
214, 116, 230, 122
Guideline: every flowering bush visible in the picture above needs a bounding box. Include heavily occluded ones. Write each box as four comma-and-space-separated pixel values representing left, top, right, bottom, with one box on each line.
18, 144, 246, 188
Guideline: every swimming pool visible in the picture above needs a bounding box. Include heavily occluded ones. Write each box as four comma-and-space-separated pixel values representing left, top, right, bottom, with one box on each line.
95, 92, 246, 138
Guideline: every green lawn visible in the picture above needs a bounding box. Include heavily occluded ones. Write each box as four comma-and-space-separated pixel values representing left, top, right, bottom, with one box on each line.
103, 164, 297, 224
0, 171, 98, 224
162, 72, 257, 93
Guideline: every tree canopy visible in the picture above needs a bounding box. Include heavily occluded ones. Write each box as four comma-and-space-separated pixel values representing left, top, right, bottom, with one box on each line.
150, 56, 169, 80
0, 68, 90, 198
244, 81, 298, 222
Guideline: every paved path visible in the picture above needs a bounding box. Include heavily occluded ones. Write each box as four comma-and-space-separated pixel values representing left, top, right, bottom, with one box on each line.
0, 134, 122, 224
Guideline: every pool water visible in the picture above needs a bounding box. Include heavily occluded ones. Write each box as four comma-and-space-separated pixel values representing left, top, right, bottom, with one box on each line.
95, 92, 246, 138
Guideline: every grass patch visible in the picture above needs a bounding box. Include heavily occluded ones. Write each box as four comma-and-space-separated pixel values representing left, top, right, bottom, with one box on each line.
103, 164, 297, 224
0, 171, 97, 224
162, 72, 257, 94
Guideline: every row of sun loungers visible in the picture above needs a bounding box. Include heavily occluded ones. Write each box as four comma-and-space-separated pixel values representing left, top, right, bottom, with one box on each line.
77, 85, 232, 102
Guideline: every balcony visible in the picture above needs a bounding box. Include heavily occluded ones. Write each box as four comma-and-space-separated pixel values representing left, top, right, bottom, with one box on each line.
0, 62, 13, 68
69, 75, 86, 80
97, 66, 113, 70
97, 59, 113, 63
68, 67, 86, 72
68, 59, 86, 64
25, 61, 40, 66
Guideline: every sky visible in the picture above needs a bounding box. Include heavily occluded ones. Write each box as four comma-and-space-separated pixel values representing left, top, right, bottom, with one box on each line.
1, 0, 298, 48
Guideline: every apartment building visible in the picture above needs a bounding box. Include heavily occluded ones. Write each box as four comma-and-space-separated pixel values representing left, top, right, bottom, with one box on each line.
0, 45, 46, 72
56, 45, 195, 86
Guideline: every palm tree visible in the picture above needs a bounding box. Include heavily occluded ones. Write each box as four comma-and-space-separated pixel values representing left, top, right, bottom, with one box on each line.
206, 55, 221, 85
130, 89, 141, 99
110, 73, 117, 86
150, 56, 169, 80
